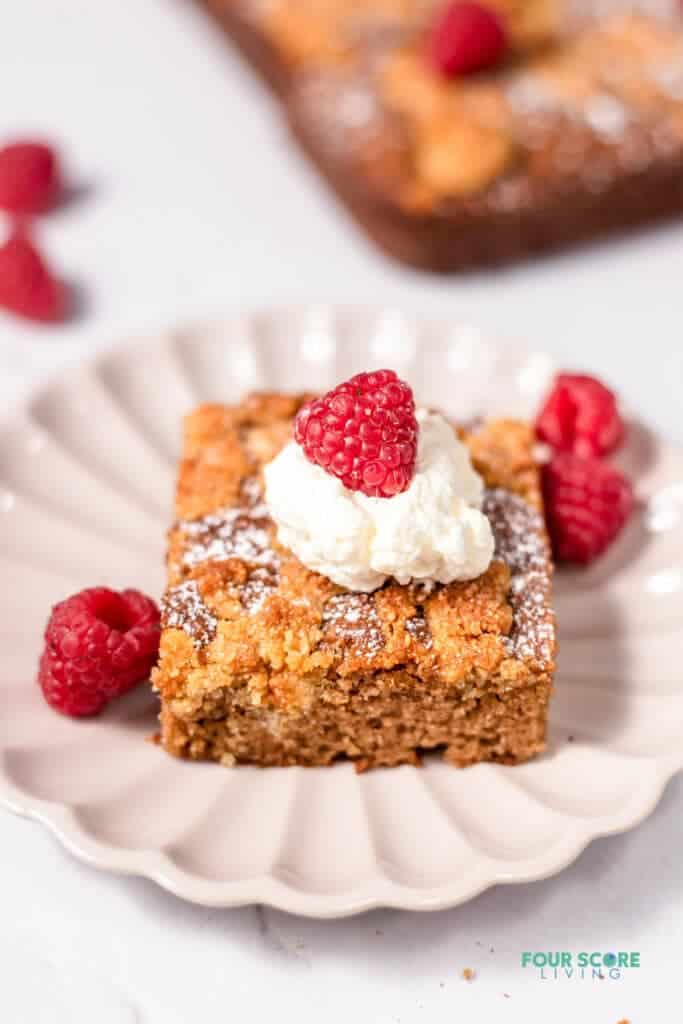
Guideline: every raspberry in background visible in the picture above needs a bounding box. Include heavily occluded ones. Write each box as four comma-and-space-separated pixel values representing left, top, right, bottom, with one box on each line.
0, 230, 68, 323
294, 369, 418, 498
428, 2, 508, 77
542, 453, 634, 565
536, 372, 625, 458
38, 588, 160, 717
0, 141, 60, 215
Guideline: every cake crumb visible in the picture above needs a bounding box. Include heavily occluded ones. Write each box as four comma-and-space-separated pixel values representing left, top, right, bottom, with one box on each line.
220, 752, 236, 767
462, 968, 475, 982
616, 1019, 630, 1024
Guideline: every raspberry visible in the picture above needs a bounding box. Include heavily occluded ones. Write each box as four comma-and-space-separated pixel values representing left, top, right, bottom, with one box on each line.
542, 454, 634, 565
0, 141, 60, 215
536, 373, 625, 458
38, 588, 160, 717
0, 231, 68, 323
294, 369, 418, 498
428, 2, 507, 77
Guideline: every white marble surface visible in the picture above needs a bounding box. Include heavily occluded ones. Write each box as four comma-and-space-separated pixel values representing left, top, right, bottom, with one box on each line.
1, 1, 681, 1020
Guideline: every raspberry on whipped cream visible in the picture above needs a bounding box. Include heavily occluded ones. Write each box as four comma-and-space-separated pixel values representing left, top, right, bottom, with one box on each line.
264, 409, 494, 592
294, 369, 418, 498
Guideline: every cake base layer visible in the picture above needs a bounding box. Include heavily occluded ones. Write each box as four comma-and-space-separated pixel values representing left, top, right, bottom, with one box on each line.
160, 672, 550, 770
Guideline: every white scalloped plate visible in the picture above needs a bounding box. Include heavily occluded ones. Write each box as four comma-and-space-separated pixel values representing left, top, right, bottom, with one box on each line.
1, 308, 682, 917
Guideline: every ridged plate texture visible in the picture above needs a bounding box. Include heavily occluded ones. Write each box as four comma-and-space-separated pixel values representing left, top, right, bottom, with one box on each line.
1, 309, 681, 916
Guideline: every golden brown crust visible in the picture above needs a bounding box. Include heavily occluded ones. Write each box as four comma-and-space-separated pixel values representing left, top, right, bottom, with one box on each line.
465, 419, 543, 508
153, 392, 556, 770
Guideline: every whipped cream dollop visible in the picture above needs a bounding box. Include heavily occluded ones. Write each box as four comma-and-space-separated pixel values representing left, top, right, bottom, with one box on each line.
264, 410, 494, 592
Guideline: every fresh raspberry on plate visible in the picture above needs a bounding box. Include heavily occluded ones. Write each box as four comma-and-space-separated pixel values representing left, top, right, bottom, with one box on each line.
542, 453, 634, 565
294, 369, 418, 497
428, 2, 508, 77
536, 373, 625, 458
0, 141, 60, 215
38, 587, 160, 717
0, 231, 68, 323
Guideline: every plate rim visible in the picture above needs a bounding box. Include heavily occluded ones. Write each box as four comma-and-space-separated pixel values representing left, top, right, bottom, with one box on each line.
0, 764, 675, 917
1, 307, 681, 918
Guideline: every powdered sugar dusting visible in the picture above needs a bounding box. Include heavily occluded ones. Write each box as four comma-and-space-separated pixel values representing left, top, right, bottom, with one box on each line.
240, 475, 264, 508
483, 489, 555, 666
405, 581, 435, 647
408, 579, 437, 600
295, 72, 386, 156
170, 477, 552, 663
405, 610, 433, 648
240, 566, 279, 613
179, 477, 281, 614
162, 580, 217, 648
180, 496, 278, 574
322, 593, 385, 657
503, 13, 683, 194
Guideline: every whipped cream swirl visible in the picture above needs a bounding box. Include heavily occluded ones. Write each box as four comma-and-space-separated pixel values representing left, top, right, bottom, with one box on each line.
264, 410, 494, 592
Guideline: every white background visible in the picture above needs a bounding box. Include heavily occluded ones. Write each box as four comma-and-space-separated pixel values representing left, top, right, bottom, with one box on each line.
1, 1, 681, 1021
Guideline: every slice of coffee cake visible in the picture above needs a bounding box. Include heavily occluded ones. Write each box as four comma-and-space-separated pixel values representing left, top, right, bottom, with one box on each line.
153, 393, 555, 769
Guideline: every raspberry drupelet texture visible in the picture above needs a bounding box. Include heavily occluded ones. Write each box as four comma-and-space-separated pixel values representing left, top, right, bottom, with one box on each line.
38, 588, 160, 717
0, 141, 60, 215
428, 2, 508, 78
536, 373, 625, 458
294, 369, 418, 497
0, 231, 67, 323
542, 453, 634, 564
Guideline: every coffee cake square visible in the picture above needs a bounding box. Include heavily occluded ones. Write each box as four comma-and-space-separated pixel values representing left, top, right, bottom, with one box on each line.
152, 393, 556, 769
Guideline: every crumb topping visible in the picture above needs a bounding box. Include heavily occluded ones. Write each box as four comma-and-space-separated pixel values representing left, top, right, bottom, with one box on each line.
405, 608, 433, 648
161, 580, 217, 648
240, 565, 281, 613
179, 503, 277, 572
483, 488, 555, 664
321, 592, 385, 657
158, 396, 556, 685
239, 474, 264, 507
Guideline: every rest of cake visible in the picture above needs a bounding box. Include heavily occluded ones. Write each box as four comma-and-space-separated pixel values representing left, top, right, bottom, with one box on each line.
153, 373, 556, 770
195, 0, 683, 270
